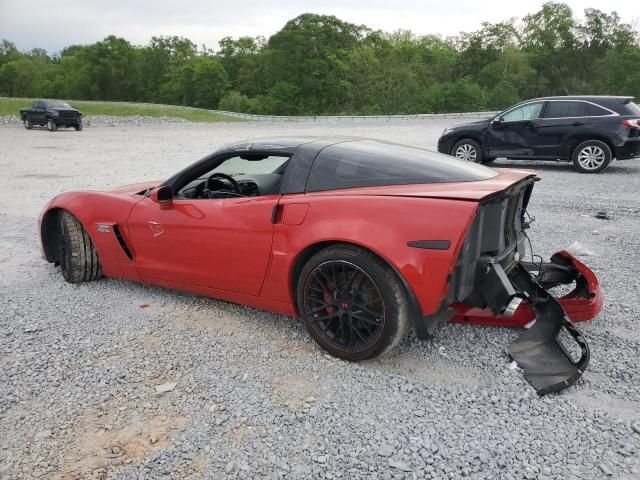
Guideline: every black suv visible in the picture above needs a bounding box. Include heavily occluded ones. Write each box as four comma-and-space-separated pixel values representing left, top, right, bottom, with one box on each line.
20, 100, 83, 132
437, 96, 640, 173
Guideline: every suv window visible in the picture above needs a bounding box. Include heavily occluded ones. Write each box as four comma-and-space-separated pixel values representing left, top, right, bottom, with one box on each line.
620, 100, 640, 115
501, 102, 544, 122
543, 101, 586, 118
585, 103, 613, 116
306, 140, 496, 192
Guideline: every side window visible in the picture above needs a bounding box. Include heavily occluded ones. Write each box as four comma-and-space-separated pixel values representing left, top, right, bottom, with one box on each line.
33, 101, 43, 109
306, 140, 496, 192
585, 103, 613, 117
543, 101, 586, 118
176, 154, 289, 199
502, 102, 544, 122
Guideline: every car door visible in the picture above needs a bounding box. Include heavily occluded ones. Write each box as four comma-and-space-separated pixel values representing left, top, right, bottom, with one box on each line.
126, 194, 279, 296
32, 101, 46, 123
486, 101, 545, 158
536, 100, 588, 159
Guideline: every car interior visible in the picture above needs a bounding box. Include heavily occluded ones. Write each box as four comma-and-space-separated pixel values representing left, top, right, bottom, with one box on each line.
177, 154, 290, 199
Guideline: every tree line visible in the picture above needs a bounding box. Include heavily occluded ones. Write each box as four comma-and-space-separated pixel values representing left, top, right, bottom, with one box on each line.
1, 2, 638, 115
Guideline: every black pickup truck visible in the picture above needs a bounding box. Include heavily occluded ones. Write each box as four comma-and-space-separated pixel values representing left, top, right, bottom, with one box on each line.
20, 100, 83, 132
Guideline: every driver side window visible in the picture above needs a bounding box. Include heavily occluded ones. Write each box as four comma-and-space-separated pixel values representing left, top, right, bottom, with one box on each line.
177, 154, 290, 200
502, 102, 544, 122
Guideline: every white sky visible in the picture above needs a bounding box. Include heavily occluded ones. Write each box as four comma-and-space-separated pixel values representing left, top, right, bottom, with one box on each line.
1, 0, 638, 53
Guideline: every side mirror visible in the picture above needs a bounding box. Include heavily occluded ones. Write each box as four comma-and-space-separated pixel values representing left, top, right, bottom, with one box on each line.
151, 186, 173, 208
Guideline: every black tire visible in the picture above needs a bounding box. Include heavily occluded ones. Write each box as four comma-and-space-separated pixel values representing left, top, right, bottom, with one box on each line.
452, 138, 484, 163
74, 119, 83, 131
46, 119, 57, 132
297, 244, 410, 361
572, 140, 612, 173
24, 118, 33, 130
57, 211, 103, 283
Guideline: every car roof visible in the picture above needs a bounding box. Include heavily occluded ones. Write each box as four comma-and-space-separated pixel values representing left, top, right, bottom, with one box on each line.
521, 95, 634, 105
166, 136, 498, 194
216, 136, 365, 156
509, 95, 636, 114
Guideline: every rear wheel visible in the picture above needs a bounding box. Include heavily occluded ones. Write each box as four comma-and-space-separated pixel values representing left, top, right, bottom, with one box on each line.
452, 138, 484, 163
297, 245, 410, 361
572, 140, 612, 173
46, 119, 57, 132
57, 211, 103, 283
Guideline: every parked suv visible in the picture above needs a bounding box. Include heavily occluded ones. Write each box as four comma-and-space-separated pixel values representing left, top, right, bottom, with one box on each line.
20, 100, 83, 132
437, 96, 640, 173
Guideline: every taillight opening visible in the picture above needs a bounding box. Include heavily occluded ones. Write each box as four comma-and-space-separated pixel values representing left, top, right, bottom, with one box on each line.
622, 118, 640, 129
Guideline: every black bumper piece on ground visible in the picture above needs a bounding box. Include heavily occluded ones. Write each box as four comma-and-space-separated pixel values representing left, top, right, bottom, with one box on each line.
506, 264, 590, 395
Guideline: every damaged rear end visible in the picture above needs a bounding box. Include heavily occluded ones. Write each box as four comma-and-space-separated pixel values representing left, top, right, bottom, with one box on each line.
429, 173, 602, 394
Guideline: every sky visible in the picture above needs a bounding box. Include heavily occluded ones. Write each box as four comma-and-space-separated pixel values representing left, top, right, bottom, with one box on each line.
1, 0, 638, 54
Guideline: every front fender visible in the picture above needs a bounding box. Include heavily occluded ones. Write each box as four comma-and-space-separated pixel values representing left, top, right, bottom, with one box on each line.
40, 191, 144, 281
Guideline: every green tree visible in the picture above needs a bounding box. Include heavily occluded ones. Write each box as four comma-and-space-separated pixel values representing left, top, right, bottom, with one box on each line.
522, 2, 577, 95
444, 79, 487, 112
487, 80, 519, 110
191, 57, 229, 108
261, 14, 368, 114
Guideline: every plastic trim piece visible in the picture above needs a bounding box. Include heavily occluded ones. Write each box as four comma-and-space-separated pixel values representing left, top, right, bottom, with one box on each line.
407, 240, 451, 250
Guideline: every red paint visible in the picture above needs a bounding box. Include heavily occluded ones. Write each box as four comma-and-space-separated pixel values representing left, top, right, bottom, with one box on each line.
39, 170, 602, 329
282, 203, 309, 225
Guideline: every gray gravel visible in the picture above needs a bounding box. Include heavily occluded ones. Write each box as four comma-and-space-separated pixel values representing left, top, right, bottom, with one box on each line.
0, 117, 639, 479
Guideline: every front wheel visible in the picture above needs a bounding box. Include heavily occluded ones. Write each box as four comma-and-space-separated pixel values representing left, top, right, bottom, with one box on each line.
24, 118, 33, 129
452, 138, 484, 163
297, 245, 410, 361
57, 211, 103, 283
572, 140, 612, 173
46, 119, 57, 132
74, 119, 83, 131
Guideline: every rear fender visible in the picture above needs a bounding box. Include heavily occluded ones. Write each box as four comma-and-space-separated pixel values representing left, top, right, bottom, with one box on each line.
262, 194, 479, 320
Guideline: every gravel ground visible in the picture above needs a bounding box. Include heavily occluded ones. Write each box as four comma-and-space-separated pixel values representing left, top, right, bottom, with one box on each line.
0, 117, 639, 480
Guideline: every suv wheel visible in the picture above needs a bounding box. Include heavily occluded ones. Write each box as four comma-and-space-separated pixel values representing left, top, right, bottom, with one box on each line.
572, 140, 612, 173
24, 119, 33, 129
46, 119, 57, 132
452, 139, 484, 163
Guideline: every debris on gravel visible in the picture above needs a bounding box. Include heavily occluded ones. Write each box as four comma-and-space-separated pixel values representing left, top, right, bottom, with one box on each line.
1, 118, 639, 479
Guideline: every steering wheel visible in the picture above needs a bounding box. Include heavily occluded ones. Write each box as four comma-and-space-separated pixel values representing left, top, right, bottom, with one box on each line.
204, 173, 242, 198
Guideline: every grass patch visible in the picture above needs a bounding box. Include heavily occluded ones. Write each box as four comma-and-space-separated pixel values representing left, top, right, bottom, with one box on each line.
0, 97, 244, 122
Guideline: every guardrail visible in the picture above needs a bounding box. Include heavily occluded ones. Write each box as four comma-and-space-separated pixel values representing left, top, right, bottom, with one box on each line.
208, 110, 499, 122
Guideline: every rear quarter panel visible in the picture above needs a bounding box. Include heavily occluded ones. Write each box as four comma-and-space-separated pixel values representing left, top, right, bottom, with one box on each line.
261, 194, 479, 316
40, 191, 143, 280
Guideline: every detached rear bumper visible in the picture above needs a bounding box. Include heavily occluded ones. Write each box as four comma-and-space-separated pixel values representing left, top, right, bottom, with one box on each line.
449, 251, 602, 327
449, 251, 601, 395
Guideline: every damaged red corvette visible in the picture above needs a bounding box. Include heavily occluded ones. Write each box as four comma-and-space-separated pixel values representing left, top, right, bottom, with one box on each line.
39, 138, 602, 394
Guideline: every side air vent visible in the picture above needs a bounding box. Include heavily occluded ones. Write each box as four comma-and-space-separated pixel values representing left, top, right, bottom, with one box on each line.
112, 224, 134, 260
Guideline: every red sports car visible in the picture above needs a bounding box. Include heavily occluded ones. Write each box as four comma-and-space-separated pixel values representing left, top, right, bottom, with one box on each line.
39, 138, 602, 394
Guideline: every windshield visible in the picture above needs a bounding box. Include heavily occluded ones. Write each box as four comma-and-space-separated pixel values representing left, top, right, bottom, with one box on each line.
45, 101, 72, 108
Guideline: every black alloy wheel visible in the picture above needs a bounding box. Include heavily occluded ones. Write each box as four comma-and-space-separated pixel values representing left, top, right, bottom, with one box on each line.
303, 260, 386, 353
298, 245, 410, 361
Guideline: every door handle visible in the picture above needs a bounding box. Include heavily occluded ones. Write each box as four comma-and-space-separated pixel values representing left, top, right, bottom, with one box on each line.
271, 204, 284, 224
572, 121, 585, 126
